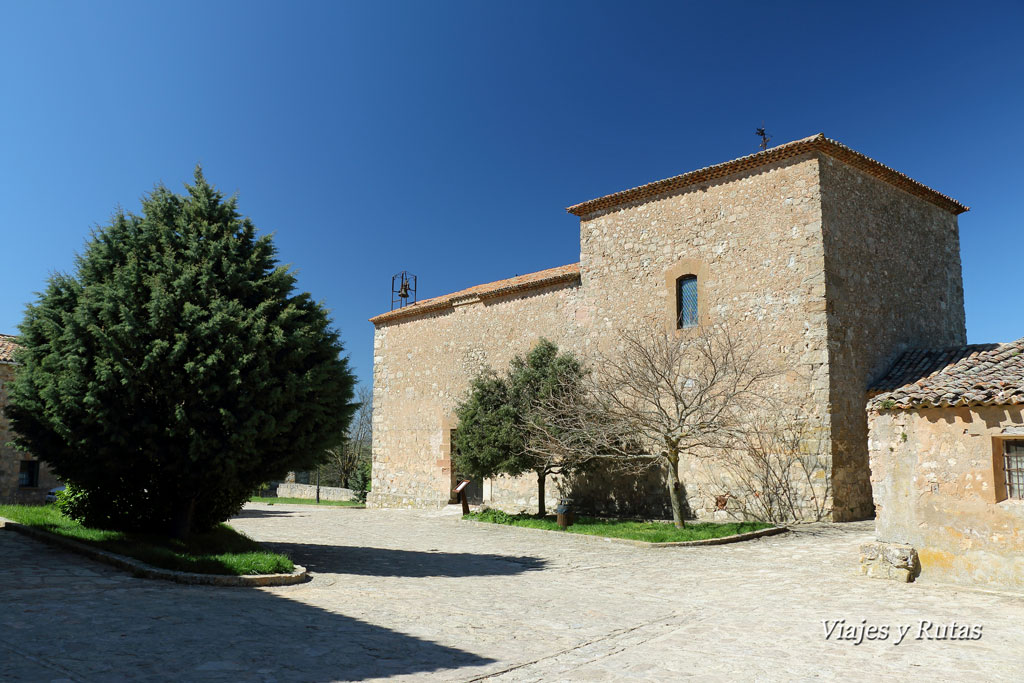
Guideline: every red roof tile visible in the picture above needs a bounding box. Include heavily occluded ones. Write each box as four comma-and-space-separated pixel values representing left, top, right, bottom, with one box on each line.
0, 334, 19, 364
370, 263, 581, 326
869, 338, 1024, 410
566, 134, 968, 218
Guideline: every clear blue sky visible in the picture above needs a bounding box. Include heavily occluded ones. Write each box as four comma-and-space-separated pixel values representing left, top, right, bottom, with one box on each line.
1, 1, 1021, 389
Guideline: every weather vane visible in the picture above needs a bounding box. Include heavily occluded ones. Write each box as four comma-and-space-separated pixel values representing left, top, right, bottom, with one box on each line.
755, 125, 771, 151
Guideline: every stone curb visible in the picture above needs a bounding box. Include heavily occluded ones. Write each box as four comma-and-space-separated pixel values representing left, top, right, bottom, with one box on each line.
0, 517, 308, 587
460, 518, 788, 547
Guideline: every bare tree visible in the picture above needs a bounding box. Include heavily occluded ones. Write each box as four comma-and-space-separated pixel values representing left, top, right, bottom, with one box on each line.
348, 384, 373, 459
319, 384, 372, 492
703, 409, 832, 523
577, 323, 777, 528
521, 368, 604, 501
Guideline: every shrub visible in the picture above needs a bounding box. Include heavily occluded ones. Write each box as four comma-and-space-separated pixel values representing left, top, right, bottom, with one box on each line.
347, 459, 372, 502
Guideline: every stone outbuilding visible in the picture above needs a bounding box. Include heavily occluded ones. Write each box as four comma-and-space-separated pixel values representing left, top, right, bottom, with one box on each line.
0, 334, 60, 503
866, 337, 1024, 589
369, 134, 970, 521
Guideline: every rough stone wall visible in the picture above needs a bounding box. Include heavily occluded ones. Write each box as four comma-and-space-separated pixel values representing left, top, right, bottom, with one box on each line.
371, 151, 967, 522
0, 364, 60, 504
820, 157, 966, 521
562, 463, 673, 519
576, 154, 833, 519
369, 282, 583, 510
868, 407, 1024, 591
371, 155, 836, 519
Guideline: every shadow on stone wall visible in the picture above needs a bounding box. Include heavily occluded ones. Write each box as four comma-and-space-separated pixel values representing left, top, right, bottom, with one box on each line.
562, 462, 687, 520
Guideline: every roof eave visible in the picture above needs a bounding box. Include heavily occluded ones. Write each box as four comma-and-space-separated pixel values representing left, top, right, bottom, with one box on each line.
566, 134, 968, 218
870, 396, 1024, 412
369, 270, 581, 327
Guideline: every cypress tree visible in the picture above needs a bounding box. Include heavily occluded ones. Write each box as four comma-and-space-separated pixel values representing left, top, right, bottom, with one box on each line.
6, 168, 356, 536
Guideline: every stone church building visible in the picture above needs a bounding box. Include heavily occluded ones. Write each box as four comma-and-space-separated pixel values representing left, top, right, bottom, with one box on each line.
368, 134, 968, 522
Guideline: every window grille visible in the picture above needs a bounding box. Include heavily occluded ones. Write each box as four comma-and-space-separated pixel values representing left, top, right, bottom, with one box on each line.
18, 461, 39, 488
1005, 441, 1024, 500
676, 275, 698, 329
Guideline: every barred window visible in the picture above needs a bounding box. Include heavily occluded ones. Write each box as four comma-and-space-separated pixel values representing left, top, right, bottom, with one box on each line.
676, 275, 698, 329
18, 461, 39, 488
1005, 440, 1024, 500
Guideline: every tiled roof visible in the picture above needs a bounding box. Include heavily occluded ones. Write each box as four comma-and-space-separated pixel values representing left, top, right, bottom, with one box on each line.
370, 263, 581, 325
869, 338, 1024, 410
0, 334, 19, 364
566, 134, 969, 218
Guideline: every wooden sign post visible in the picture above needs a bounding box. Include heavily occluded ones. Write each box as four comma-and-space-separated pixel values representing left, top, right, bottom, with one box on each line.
454, 479, 471, 514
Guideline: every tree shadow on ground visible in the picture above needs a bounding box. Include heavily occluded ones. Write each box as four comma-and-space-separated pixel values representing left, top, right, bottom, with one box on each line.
233, 508, 313, 519
266, 542, 548, 578
0, 532, 495, 682
785, 521, 875, 538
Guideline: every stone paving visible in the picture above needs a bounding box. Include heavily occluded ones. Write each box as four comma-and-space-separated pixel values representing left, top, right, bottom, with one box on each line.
2, 504, 1023, 682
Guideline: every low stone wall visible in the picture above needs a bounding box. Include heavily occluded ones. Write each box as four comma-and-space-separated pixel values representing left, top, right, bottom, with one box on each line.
273, 483, 358, 502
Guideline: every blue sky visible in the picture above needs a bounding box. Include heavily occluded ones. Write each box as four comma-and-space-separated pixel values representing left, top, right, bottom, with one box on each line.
1, 1, 1021, 389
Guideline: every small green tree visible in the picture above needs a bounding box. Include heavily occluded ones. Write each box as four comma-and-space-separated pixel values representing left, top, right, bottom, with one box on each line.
453, 339, 587, 515
452, 372, 524, 484
6, 169, 356, 537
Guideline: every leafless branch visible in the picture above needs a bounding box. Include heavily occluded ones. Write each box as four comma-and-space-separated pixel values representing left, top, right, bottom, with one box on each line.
701, 406, 832, 523
319, 384, 372, 487
531, 321, 779, 527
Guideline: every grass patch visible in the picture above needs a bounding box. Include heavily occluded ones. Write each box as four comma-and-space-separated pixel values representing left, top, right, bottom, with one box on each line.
0, 504, 294, 575
249, 496, 363, 507
464, 508, 774, 543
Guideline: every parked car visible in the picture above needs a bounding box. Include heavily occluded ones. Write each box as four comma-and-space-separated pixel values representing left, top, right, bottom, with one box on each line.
44, 485, 66, 504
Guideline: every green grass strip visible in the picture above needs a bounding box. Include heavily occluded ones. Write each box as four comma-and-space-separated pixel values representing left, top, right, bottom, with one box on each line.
0, 504, 293, 575
249, 496, 363, 507
465, 508, 774, 543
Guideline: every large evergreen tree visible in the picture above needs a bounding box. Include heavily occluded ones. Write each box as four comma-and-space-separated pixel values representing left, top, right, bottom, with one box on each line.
6, 169, 356, 536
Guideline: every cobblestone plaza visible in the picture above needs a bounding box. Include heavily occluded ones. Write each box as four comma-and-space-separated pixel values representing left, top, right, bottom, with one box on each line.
3, 504, 1022, 681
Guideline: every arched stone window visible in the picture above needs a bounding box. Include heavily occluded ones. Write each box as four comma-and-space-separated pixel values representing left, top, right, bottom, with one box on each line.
664, 258, 708, 333
676, 275, 699, 329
